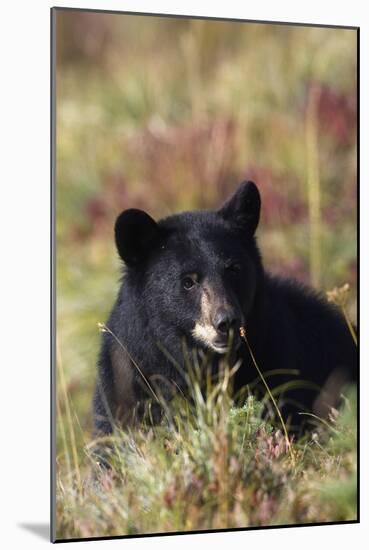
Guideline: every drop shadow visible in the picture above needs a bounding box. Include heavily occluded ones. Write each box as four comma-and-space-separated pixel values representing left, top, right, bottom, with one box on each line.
18, 523, 50, 541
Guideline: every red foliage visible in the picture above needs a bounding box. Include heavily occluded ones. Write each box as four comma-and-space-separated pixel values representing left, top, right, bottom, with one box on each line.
306, 82, 357, 147
244, 166, 307, 226
319, 86, 356, 146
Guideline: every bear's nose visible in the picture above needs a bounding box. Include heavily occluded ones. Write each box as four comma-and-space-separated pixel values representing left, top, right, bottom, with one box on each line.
213, 309, 238, 337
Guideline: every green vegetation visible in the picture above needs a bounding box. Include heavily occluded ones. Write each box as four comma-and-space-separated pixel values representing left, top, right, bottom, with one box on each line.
55, 11, 357, 539
56, 362, 357, 538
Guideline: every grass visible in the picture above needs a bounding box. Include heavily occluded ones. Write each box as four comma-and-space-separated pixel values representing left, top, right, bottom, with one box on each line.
239, 326, 296, 466
55, 360, 357, 539
54, 12, 358, 540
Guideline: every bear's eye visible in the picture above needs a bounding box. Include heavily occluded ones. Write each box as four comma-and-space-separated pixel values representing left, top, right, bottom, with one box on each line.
182, 273, 198, 290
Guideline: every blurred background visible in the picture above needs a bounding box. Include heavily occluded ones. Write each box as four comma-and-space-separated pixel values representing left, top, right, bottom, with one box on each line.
55, 10, 357, 439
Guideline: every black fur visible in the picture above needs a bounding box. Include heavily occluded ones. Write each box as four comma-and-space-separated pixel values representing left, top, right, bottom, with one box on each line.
93, 181, 357, 434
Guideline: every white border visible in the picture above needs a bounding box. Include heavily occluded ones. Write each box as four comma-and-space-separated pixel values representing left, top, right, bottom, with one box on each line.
1, 1, 366, 548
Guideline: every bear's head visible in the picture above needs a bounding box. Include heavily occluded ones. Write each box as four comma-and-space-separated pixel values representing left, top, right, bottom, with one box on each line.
114, 181, 262, 355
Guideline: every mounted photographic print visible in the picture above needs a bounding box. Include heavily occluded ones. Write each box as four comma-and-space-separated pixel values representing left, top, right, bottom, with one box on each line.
51, 7, 358, 542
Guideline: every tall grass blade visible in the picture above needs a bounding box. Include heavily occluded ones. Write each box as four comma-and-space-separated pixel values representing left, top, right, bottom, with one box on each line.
239, 326, 296, 466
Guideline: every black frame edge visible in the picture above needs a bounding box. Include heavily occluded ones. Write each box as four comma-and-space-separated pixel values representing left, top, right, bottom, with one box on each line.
50, 6, 57, 544
51, 5, 359, 31
54, 519, 359, 544
356, 25, 360, 524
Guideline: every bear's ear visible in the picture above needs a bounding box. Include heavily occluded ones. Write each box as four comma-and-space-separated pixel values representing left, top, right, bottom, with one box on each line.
218, 181, 261, 235
114, 209, 161, 265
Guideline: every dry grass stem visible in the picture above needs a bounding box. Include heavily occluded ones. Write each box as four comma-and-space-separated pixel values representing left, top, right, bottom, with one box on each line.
239, 326, 296, 467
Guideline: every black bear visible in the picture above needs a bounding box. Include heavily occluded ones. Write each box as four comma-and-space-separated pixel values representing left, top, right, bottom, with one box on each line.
93, 181, 357, 435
